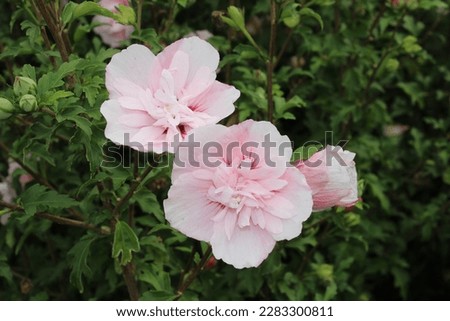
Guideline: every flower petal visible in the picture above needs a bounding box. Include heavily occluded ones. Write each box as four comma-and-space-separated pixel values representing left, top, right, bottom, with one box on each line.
106, 44, 155, 94
164, 174, 218, 241
211, 223, 276, 269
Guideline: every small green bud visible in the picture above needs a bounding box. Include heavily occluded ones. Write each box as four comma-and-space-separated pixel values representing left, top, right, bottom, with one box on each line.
402, 35, 422, 54
0, 97, 15, 120
385, 58, 400, 72
227, 6, 245, 30
313, 263, 334, 282
344, 213, 361, 227
19, 94, 39, 112
283, 15, 300, 28
281, 3, 301, 28
13, 76, 37, 97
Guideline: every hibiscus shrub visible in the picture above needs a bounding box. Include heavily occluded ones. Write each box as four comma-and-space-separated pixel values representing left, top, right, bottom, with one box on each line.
0, 0, 449, 300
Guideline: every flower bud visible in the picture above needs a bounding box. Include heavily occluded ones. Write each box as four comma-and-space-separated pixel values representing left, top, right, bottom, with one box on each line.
204, 256, 217, 270
0, 97, 15, 120
344, 212, 361, 227
385, 58, 399, 72
313, 263, 334, 282
19, 94, 39, 112
13, 76, 37, 97
227, 6, 245, 30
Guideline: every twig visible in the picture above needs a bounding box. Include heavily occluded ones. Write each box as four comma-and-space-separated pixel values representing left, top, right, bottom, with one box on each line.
362, 9, 407, 108
366, 2, 386, 41
176, 245, 212, 299
274, 28, 293, 70
112, 164, 155, 218
136, 0, 144, 34
36, 212, 108, 234
0, 200, 109, 235
122, 263, 140, 300
33, 0, 71, 62
160, 0, 177, 35
267, 0, 277, 124
176, 245, 197, 291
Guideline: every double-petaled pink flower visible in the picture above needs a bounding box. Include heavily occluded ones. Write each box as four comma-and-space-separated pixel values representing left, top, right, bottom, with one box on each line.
164, 120, 313, 268
296, 145, 358, 211
101, 36, 240, 153
93, 0, 134, 48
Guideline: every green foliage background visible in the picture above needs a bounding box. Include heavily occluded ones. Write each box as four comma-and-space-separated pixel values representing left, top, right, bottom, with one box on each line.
0, 0, 449, 300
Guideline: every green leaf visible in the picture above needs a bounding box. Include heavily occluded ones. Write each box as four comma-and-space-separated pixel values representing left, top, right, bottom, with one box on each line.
72, 1, 116, 22
68, 234, 97, 293
116, 4, 136, 25
291, 144, 322, 162
112, 221, 140, 265
310, 0, 336, 6
280, 3, 300, 28
0, 254, 13, 283
299, 8, 323, 30
37, 59, 81, 97
132, 189, 164, 223
177, 0, 188, 8
18, 184, 79, 222
140, 290, 178, 301
62, 1, 78, 25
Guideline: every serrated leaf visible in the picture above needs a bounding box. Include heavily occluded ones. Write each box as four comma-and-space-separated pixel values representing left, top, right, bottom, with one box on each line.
112, 221, 140, 265
116, 5, 136, 25
66, 115, 92, 137
37, 59, 81, 96
68, 234, 97, 293
18, 184, 79, 221
132, 189, 164, 223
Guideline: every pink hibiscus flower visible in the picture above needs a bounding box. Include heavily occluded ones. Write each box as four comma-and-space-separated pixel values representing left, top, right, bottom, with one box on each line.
101, 37, 240, 153
164, 120, 313, 268
296, 145, 358, 211
93, 0, 134, 48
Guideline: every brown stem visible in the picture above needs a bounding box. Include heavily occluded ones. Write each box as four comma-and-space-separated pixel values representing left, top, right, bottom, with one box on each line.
274, 28, 293, 70
366, 2, 386, 41
333, 0, 340, 33
122, 263, 140, 300
0, 200, 108, 234
36, 212, 108, 234
362, 9, 407, 108
297, 224, 331, 276
31, 0, 57, 68
267, 0, 277, 124
112, 164, 155, 218
176, 245, 197, 291
176, 246, 212, 299
160, 0, 177, 35
137, 0, 144, 34
33, 0, 71, 62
